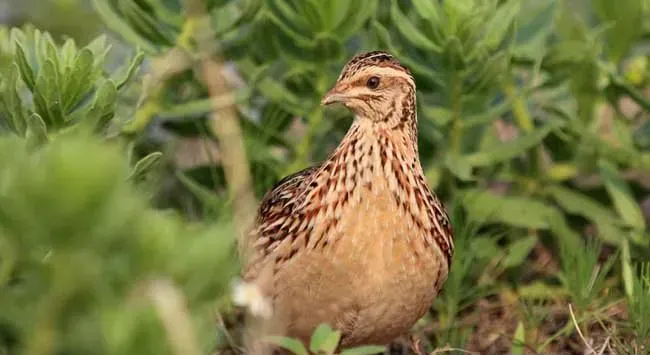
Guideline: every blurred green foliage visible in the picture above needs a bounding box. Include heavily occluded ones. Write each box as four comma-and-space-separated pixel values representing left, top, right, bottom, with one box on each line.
1, 0, 650, 353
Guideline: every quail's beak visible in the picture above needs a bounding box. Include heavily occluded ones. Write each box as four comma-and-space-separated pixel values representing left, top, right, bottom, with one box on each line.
321, 86, 349, 106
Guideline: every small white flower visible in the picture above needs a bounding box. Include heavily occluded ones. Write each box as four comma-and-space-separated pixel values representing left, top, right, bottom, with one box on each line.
231, 278, 273, 319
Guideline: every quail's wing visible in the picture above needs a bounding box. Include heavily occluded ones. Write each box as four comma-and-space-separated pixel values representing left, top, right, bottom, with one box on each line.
243, 166, 319, 278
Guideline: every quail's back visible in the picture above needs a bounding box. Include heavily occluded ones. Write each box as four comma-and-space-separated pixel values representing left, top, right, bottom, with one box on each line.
243, 51, 454, 348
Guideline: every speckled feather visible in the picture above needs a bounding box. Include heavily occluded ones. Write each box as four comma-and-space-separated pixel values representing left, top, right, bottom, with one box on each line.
243, 51, 454, 348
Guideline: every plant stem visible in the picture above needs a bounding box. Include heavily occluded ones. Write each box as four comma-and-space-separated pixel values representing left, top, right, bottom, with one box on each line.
449, 72, 463, 154
503, 80, 533, 134
182, 0, 257, 257
284, 74, 329, 176
503, 77, 540, 177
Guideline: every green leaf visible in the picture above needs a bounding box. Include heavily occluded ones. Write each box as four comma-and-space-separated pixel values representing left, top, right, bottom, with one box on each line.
593, 0, 643, 61
503, 235, 537, 268
598, 160, 646, 230
333, 0, 376, 39
112, 50, 144, 90
484, 0, 520, 50
175, 171, 223, 212
511, 321, 525, 355
85, 80, 118, 132
116, 0, 176, 46
34, 59, 64, 128
513, 0, 557, 59
463, 122, 559, 167
622, 239, 634, 298
461, 188, 558, 229
14, 43, 35, 91
444, 153, 473, 181
91, 0, 158, 54
546, 185, 628, 245
310, 323, 341, 354
128, 152, 163, 182
420, 104, 453, 126
265, 335, 309, 355
546, 185, 619, 224
340, 345, 387, 355
3, 64, 28, 136
519, 281, 569, 300
63, 48, 95, 112
390, 1, 442, 53
411, 0, 442, 23
60, 38, 77, 68
371, 21, 443, 86
25, 112, 48, 148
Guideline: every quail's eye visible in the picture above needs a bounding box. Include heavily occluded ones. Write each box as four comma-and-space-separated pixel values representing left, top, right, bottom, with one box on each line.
366, 76, 380, 89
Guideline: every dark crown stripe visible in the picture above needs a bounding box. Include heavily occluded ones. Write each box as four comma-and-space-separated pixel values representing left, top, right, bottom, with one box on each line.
339, 51, 411, 81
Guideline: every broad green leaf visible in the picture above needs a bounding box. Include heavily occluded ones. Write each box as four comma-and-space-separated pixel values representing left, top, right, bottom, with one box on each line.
4, 64, 27, 136
444, 153, 473, 181
265, 335, 309, 355
470, 236, 502, 260
484, 0, 520, 50
547, 185, 627, 245
461, 188, 558, 229
463, 122, 559, 167
513, 0, 557, 59
71, 79, 118, 133
503, 235, 537, 268
546, 185, 618, 224
511, 321, 525, 355
310, 323, 341, 354
175, 171, 223, 212
371, 21, 444, 86
593, 0, 643, 61
112, 50, 144, 90
26, 113, 48, 149
420, 105, 453, 126
34, 59, 64, 128
60, 39, 77, 68
14, 43, 35, 91
598, 160, 646, 230
390, 1, 442, 52
85, 34, 111, 66
64, 48, 95, 111
340, 345, 387, 355
129, 152, 163, 182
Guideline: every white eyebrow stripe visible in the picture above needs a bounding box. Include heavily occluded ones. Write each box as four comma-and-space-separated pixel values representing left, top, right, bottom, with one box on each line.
364, 67, 415, 88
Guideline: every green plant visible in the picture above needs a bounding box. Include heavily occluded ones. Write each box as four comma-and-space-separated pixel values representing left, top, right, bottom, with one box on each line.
557, 236, 616, 311
626, 263, 650, 353
0, 26, 143, 141
266, 323, 386, 355
2, 0, 650, 353
0, 133, 238, 355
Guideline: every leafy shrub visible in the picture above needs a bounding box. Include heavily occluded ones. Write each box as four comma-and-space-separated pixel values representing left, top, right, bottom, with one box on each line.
1, 0, 649, 353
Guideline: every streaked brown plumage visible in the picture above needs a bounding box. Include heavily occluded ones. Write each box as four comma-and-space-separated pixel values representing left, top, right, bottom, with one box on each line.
243, 51, 454, 349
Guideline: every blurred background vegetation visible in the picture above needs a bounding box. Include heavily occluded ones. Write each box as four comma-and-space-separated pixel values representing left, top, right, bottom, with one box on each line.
0, 0, 649, 354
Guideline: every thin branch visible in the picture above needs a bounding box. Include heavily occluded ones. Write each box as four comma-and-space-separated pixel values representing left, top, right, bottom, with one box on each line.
181, 0, 257, 256
147, 278, 201, 355
569, 303, 597, 355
